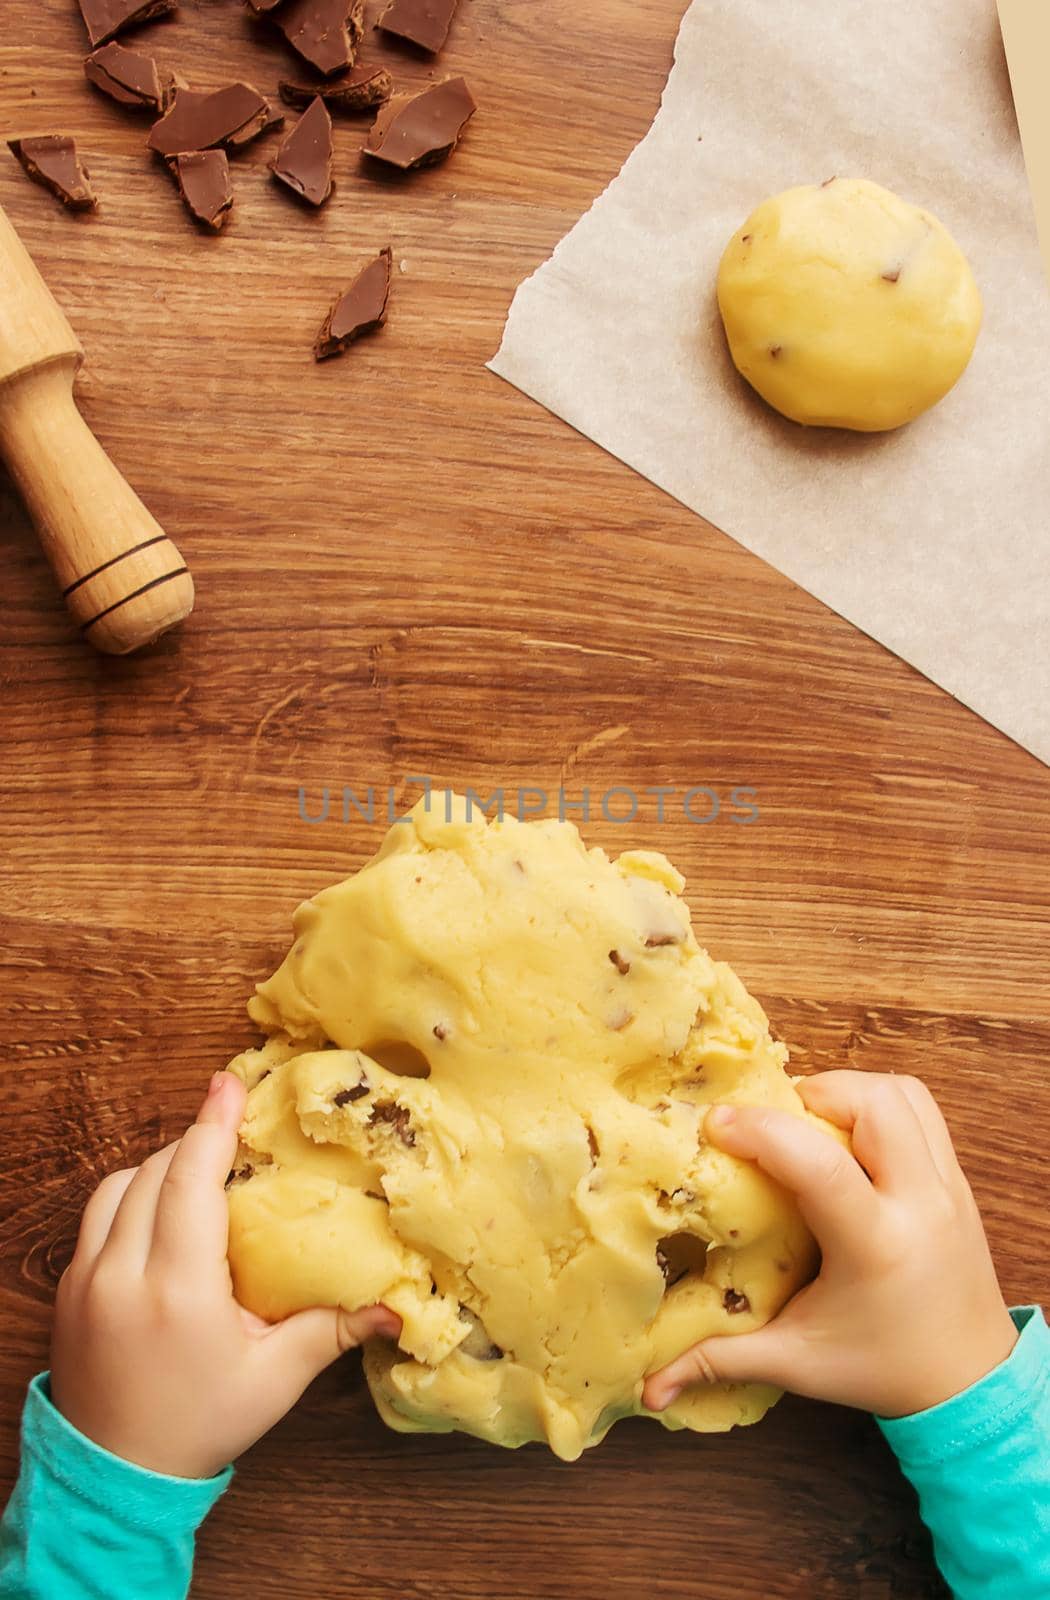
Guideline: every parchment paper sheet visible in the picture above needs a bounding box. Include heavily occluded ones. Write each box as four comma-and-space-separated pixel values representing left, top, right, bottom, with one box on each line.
490, 0, 1050, 766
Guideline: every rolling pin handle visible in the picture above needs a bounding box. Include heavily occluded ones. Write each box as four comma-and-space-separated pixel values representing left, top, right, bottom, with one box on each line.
0, 359, 194, 654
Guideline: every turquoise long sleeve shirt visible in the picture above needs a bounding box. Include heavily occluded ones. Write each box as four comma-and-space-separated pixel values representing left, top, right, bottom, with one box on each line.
876, 1306, 1050, 1597
0, 1375, 230, 1599
1, 1308, 1047, 1599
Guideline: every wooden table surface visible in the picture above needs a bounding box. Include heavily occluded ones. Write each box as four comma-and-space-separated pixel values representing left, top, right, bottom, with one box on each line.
1, 2, 1048, 1596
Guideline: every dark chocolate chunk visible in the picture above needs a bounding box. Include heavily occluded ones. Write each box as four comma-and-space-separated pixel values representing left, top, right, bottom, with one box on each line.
881, 266, 902, 283
148, 82, 282, 156
77, 0, 178, 49
378, 0, 459, 53
224, 1164, 254, 1189
314, 247, 392, 360
7, 136, 97, 210
608, 949, 631, 975
364, 74, 475, 169
368, 1098, 416, 1146
272, 0, 366, 77
169, 150, 232, 230
644, 932, 679, 948
333, 1080, 370, 1105
270, 95, 333, 205
84, 41, 173, 111
279, 63, 392, 112
723, 1288, 751, 1314
432, 1023, 448, 1041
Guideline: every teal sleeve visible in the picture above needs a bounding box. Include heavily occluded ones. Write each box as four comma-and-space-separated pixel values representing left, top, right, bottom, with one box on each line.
0, 1373, 232, 1600
877, 1306, 1050, 1599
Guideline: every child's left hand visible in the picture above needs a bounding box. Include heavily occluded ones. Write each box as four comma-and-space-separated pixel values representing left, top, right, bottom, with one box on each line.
50, 1071, 402, 1480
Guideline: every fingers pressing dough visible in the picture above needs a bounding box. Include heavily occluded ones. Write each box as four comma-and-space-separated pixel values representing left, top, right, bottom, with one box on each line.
226, 795, 819, 1460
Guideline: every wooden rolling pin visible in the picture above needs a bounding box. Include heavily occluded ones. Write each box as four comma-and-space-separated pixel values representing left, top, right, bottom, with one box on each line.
0, 202, 194, 653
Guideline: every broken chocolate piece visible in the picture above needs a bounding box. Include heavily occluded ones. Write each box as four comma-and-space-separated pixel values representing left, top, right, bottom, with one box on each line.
279, 63, 392, 112
333, 1080, 370, 1105
314, 247, 392, 360
881, 266, 902, 283
368, 1098, 416, 1146
644, 932, 680, 949
169, 150, 232, 231
85, 42, 174, 112
270, 95, 333, 205
364, 75, 475, 170
432, 1023, 448, 1041
272, 0, 366, 77
378, 0, 460, 53
7, 137, 97, 210
723, 1288, 751, 1314
608, 949, 631, 975
148, 83, 282, 156
77, 0, 177, 48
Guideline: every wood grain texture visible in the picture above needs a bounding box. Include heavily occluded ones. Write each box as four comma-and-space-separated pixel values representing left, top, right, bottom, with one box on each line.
0, 2, 1048, 1596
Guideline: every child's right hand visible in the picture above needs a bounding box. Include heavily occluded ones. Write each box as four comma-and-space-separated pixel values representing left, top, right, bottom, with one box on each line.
50, 1071, 402, 1480
643, 1070, 1018, 1419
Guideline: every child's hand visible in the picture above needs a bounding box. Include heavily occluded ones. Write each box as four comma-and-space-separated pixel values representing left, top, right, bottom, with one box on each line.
643, 1070, 1017, 1420
50, 1071, 402, 1479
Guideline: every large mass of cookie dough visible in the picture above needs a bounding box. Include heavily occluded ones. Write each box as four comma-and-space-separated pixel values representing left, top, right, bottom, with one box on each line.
717, 177, 982, 431
225, 795, 821, 1461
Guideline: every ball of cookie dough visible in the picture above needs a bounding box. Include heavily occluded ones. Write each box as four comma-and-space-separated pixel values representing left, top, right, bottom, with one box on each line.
225, 794, 824, 1461
717, 177, 982, 431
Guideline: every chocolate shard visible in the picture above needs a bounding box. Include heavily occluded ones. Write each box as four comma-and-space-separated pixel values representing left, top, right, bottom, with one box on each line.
368, 1098, 415, 1147
364, 75, 475, 170
148, 83, 282, 156
279, 63, 392, 112
7, 136, 98, 210
84, 41, 173, 112
272, 0, 366, 77
168, 150, 233, 230
77, 0, 178, 49
270, 95, 334, 205
333, 1080, 369, 1106
378, 0, 459, 53
314, 247, 392, 360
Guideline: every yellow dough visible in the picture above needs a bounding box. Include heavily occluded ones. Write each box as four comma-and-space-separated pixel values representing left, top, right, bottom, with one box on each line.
717, 177, 982, 431
225, 795, 821, 1461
